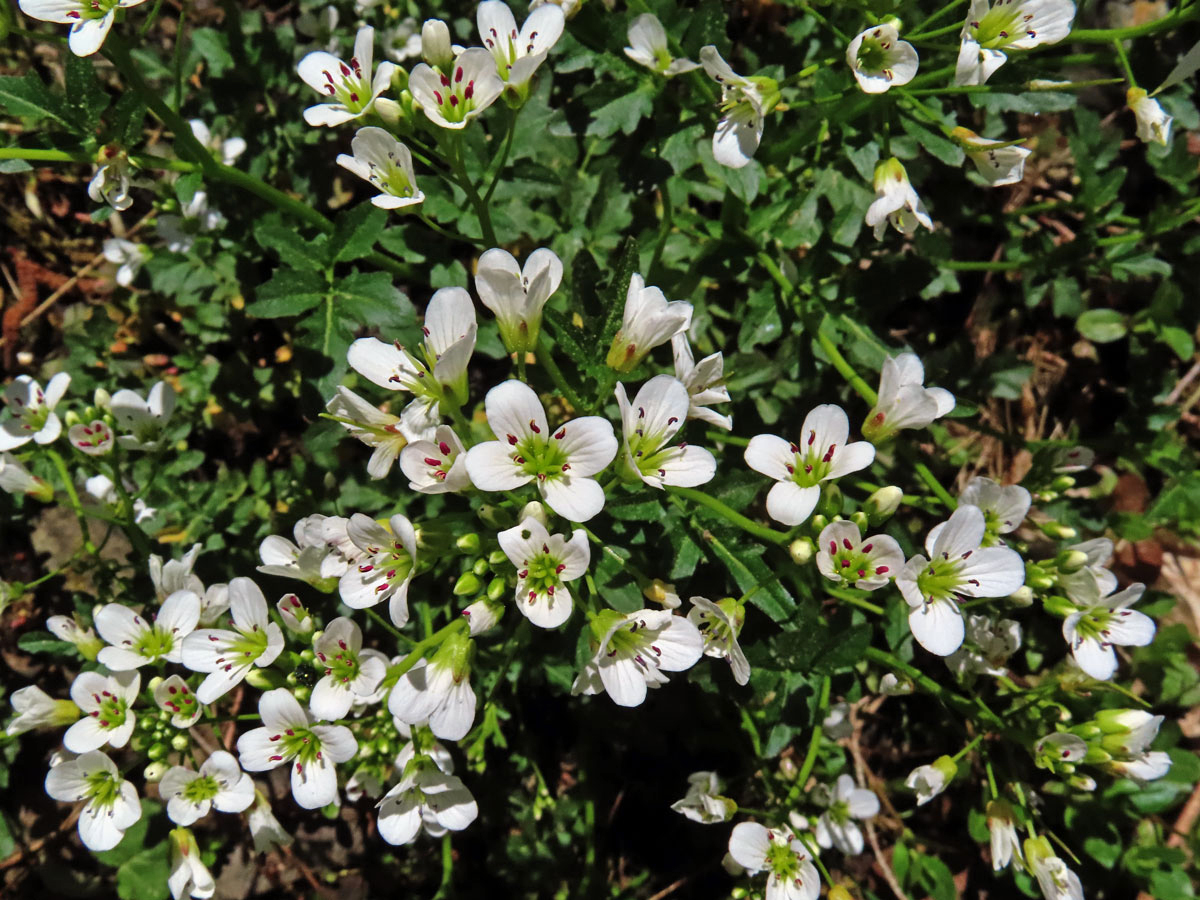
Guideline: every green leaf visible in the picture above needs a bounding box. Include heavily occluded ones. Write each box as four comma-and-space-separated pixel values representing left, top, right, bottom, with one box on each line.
329, 203, 387, 263
899, 114, 963, 167
1158, 325, 1194, 361
246, 268, 328, 318
254, 219, 327, 271
1076, 309, 1128, 343
0, 159, 32, 173
109, 92, 148, 147
64, 54, 109, 133
1157, 37, 1200, 93
335, 271, 415, 330
116, 842, 170, 900
0, 73, 71, 128
586, 86, 655, 138
190, 28, 235, 78
17, 631, 71, 655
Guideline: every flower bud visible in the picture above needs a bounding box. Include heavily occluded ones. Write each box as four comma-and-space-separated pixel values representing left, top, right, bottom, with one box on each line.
93, 387, 111, 409
778, 756, 798, 780
829, 888, 856, 900
1039, 520, 1077, 541
1024, 562, 1055, 591
144, 761, 169, 783
487, 549, 509, 567
453, 571, 482, 597
487, 576, 508, 602
788, 538, 814, 565
1068, 773, 1097, 791
865, 486, 903, 524
818, 484, 842, 518
455, 533, 481, 553
170, 733, 190, 751
1055, 550, 1089, 574
809, 514, 828, 534
519, 501, 549, 528
147, 742, 168, 761
245, 667, 287, 691
1006, 586, 1034, 608
1050, 475, 1075, 491
851, 510, 869, 531
421, 19, 454, 69
277, 593, 314, 635
462, 597, 504, 635
643, 579, 681, 608
472, 557, 490, 577
1041, 594, 1076, 618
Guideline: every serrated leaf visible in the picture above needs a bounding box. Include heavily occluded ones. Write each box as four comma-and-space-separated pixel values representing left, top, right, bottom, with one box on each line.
190, 28, 234, 78
64, 54, 109, 133
254, 220, 327, 272
899, 114, 964, 166
246, 268, 328, 318
0, 74, 71, 128
586, 86, 655, 139
116, 842, 170, 900
336, 271, 415, 330
329, 203, 386, 263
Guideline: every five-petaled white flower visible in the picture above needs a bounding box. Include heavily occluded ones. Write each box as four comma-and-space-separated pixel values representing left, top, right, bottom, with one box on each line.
400, 425, 472, 493
955, 0, 1076, 86
699, 46, 774, 169
168, 827, 215, 900
409, 48, 505, 130
88, 148, 133, 210
310, 617, 388, 721
160, 750, 255, 826
102, 238, 149, 287
338, 513, 419, 626
572, 608, 704, 707
1062, 579, 1153, 680
182, 577, 285, 703
624, 13, 699, 76
298, 26, 397, 127
862, 352, 955, 442
952, 127, 1032, 186
389, 633, 477, 741
814, 774, 880, 855
153, 674, 203, 728
337, 127, 424, 209
896, 505, 1025, 656
18, 0, 148, 56
1126, 87, 1172, 146
727, 822, 821, 900
477, 0, 564, 90
745, 404, 876, 527
465, 380, 617, 522
606, 274, 694, 373
816, 520, 904, 591
866, 157, 934, 240
188, 119, 246, 166
475, 246, 562, 355
687, 596, 750, 686
672, 333, 732, 430
498, 517, 589, 628
670, 771, 736, 823
257, 514, 343, 589
0, 373, 70, 451
95, 591, 201, 669
110, 380, 177, 450
0, 452, 54, 501
946, 614, 1022, 678
237, 688, 358, 809
615, 375, 716, 489
377, 759, 479, 846
158, 190, 225, 254
68, 420, 114, 456
327, 386, 438, 479
5, 685, 79, 737
45, 750, 141, 851
947, 475, 1030, 544
846, 24, 918, 93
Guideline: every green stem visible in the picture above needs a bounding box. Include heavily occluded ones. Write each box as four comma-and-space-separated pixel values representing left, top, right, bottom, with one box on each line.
667, 486, 790, 545
430, 834, 454, 900
914, 462, 956, 510
865, 646, 1005, 730
446, 134, 497, 246
787, 675, 831, 804
1070, 4, 1199, 41
534, 332, 587, 412
387, 618, 469, 683
825, 588, 885, 616
911, 0, 969, 36
365, 607, 416, 647
0, 147, 195, 172
46, 448, 98, 556
482, 106, 519, 206
816, 326, 878, 404
951, 732, 985, 762
936, 258, 1025, 271
1112, 38, 1137, 86
739, 708, 764, 758
907, 21, 967, 42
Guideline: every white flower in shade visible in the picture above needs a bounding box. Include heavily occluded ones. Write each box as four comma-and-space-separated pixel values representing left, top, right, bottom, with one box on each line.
1026, 839, 1084, 900
477, 0, 565, 90
1059, 536, 1118, 601
257, 516, 338, 589
862, 352, 955, 442
153, 675, 202, 728
160, 751, 254, 826
1034, 732, 1088, 773
1062, 579, 1153, 680
644, 578, 682, 609
45, 750, 141, 851
465, 380, 617, 522
382, 17, 423, 63
699, 47, 775, 170
814, 774, 880, 855
615, 375, 716, 489
88, 149, 132, 210
879, 672, 914, 695
687, 596, 750, 686
930, 476, 1030, 545
1126, 87, 1172, 146
671, 771, 736, 823
461, 597, 505, 636
237, 689, 357, 809
896, 505, 1025, 656
337, 127, 424, 210
102, 238, 149, 287
81, 472, 155, 523
18, 0, 148, 56
298, 26, 398, 127
727, 822, 821, 900
400, 425, 471, 494
188, 119, 246, 167
475, 246, 562, 355
816, 520, 904, 591
0, 373, 70, 451
377, 762, 478, 845
952, 127, 1031, 186
338, 513, 418, 627
95, 591, 201, 670
946, 614, 1022, 677
277, 593, 314, 635
672, 333, 732, 430
905, 755, 957, 806
823, 702, 853, 740
182, 577, 285, 703
572, 608, 704, 707
326, 386, 438, 479
247, 790, 293, 853
409, 48, 504, 130
745, 405, 876, 527
1096, 710, 1171, 781
46, 615, 102, 657
0, 452, 54, 501
310, 617, 388, 721
150, 544, 203, 601
64, 670, 140, 753
955, 0, 1076, 86
157, 191, 225, 254
624, 13, 700, 76
168, 827, 215, 900
110, 381, 176, 450
987, 799, 1023, 871
606, 274, 694, 373
5, 685, 79, 736
497, 518, 589, 628
846, 24, 918, 93
389, 634, 476, 741
866, 158, 933, 240
67, 420, 114, 456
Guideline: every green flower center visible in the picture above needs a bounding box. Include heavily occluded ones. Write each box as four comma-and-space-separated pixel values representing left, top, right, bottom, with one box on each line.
318, 57, 372, 112
510, 428, 570, 483
430, 63, 482, 123
318, 639, 361, 684
765, 840, 799, 878
916, 558, 967, 602
856, 34, 890, 72
182, 775, 221, 804
85, 769, 121, 806
89, 689, 128, 730
134, 623, 177, 662
785, 432, 837, 488
828, 799, 851, 825
1071, 608, 1116, 644
970, 5, 1033, 47
70, 0, 120, 22
520, 551, 566, 599
269, 727, 327, 769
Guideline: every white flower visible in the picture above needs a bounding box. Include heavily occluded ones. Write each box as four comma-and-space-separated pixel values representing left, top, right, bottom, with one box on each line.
896, 505, 1025, 656
461, 597, 505, 635
337, 127, 424, 210
1059, 537, 1118, 600
823, 702, 853, 739
257, 515, 338, 589
744, 404, 876, 527
382, 18, 424, 62
102, 238, 149, 287
88, 150, 133, 210
157, 191, 225, 254
475, 246, 562, 355
420, 18, 454, 68
863, 352, 954, 441
987, 799, 1023, 871
879, 672, 913, 695
168, 827, 215, 899
310, 617, 388, 721
150, 544, 203, 601
815, 520, 904, 591
389, 635, 476, 741
337, 513, 418, 627
955, 0, 1076, 86
1127, 87, 1172, 146
377, 762, 478, 845
298, 26, 397, 127
188, 119, 246, 166
699, 47, 773, 169
866, 157, 933, 240
18, 0, 148, 56
247, 790, 293, 853
277, 593, 314, 635
182, 577, 285, 703
952, 127, 1032, 186
615, 375, 716, 489
63, 669, 140, 753
497, 518, 589, 628
81, 472, 155, 523
1096, 709, 1171, 781
846, 24, 918, 93
1030, 850, 1084, 900
67, 420, 114, 456
624, 14, 699, 76
687, 596, 750, 686
5, 685, 79, 736
572, 608, 704, 707
932, 476, 1030, 544
326, 386, 438, 479
672, 333, 731, 430
0, 373, 70, 451
727, 822, 821, 900
465, 380, 617, 522
45, 750, 141, 851
1034, 731, 1088, 772
409, 48, 504, 130
905, 755, 957, 806
606, 274, 694, 373
160, 751, 254, 826
477, 0, 564, 89
946, 614, 1022, 677
814, 774, 880, 855
400, 425, 472, 493
110, 381, 176, 450
153, 674, 202, 728
0, 452, 54, 500
237, 689, 357, 809
1062, 580, 1153, 680
670, 771, 736, 823
95, 591, 201, 670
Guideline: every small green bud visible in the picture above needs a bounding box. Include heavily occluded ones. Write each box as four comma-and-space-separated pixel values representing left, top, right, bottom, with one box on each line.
1055, 550, 1089, 574
1023, 836, 1054, 868
139, 716, 157, 732
472, 557, 489, 577
1024, 562, 1055, 591
147, 742, 168, 761
818, 484, 843, 518
170, 733, 190, 751
865, 486, 904, 525
788, 538, 814, 565
143, 761, 169, 783
829, 887, 856, 900
488, 549, 509, 567
850, 510, 869, 531
1007, 586, 1034, 608
778, 756, 798, 780
1050, 475, 1075, 491
455, 533, 481, 553
63, 410, 81, 428
809, 514, 828, 533
246, 668, 286, 691
453, 572, 482, 597
1039, 520, 1077, 541
1041, 594, 1076, 618
487, 576, 508, 602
